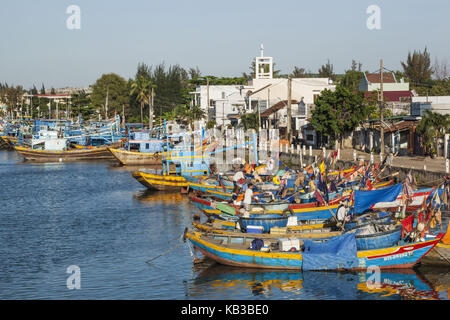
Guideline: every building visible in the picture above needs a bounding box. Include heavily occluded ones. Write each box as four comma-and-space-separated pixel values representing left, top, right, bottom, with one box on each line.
190, 45, 335, 145
190, 85, 250, 127
411, 96, 450, 115
359, 72, 413, 115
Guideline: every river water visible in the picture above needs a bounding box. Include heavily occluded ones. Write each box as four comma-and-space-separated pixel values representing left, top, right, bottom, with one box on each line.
0, 150, 448, 300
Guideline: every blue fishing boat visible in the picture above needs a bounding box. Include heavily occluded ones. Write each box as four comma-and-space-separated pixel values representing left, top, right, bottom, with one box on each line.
343, 211, 393, 230
345, 222, 402, 250
238, 212, 290, 233
184, 229, 444, 270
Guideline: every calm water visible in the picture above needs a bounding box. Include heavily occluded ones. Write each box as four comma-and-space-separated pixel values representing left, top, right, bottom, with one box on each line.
0, 150, 449, 300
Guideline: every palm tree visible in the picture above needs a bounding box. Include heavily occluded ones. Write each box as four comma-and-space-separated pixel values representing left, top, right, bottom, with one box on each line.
184, 105, 205, 129
416, 110, 450, 157
130, 75, 151, 124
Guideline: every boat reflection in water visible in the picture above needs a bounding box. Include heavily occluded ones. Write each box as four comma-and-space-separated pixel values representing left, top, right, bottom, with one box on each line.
133, 189, 187, 204
189, 263, 447, 300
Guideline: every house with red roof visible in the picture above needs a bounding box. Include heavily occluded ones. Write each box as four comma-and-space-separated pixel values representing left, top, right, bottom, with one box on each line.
359, 72, 414, 115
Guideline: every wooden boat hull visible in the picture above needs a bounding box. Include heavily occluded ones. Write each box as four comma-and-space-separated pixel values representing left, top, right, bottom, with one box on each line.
13, 145, 114, 162
185, 230, 444, 270
420, 242, 450, 267
132, 171, 187, 191
108, 147, 163, 165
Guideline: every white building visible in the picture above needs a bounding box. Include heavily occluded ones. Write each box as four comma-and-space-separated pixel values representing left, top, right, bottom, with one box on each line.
190, 85, 251, 127
190, 45, 335, 145
411, 96, 450, 115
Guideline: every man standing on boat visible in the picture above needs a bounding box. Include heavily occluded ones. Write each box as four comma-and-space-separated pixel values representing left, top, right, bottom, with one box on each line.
243, 183, 254, 211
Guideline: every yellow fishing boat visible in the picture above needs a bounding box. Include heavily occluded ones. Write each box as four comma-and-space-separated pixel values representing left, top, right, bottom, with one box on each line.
13, 145, 114, 162
108, 147, 164, 165
132, 171, 189, 191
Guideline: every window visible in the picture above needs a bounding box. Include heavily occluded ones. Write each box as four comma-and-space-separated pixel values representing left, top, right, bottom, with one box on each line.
222, 92, 226, 99
313, 94, 319, 103
145, 143, 149, 149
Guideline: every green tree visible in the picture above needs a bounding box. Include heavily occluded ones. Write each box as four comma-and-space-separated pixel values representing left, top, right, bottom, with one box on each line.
291, 66, 306, 78
416, 110, 450, 157
71, 90, 92, 119
91, 73, 129, 119
340, 69, 364, 91
318, 59, 336, 81
310, 86, 369, 148
401, 47, 433, 86
130, 75, 151, 124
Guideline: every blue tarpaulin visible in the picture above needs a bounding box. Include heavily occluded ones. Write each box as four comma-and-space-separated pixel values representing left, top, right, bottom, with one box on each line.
302, 233, 358, 271
353, 183, 403, 213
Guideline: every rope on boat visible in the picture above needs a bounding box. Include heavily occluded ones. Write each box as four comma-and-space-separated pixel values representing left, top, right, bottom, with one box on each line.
145, 234, 185, 265
435, 248, 450, 264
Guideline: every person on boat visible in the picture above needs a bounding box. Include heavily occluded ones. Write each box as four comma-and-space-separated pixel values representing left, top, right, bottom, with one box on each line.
232, 167, 245, 189
243, 183, 255, 211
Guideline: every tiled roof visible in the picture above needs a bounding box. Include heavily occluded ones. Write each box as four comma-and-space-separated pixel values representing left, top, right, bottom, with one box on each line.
365, 72, 396, 84
260, 100, 298, 118
364, 91, 413, 102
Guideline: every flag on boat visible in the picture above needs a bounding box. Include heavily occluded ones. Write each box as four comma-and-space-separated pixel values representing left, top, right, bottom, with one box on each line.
353, 183, 403, 213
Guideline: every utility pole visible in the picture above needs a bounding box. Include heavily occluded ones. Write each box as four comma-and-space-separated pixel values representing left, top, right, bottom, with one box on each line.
122, 104, 125, 129
105, 86, 109, 120
206, 78, 210, 123
287, 76, 292, 144
149, 85, 154, 129
267, 88, 270, 130
379, 59, 384, 158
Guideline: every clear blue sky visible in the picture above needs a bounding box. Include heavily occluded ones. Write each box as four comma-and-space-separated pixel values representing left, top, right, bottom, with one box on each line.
1, 0, 449, 89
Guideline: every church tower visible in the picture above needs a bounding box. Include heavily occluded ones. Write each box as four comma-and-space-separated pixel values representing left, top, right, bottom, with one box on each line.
255, 44, 273, 79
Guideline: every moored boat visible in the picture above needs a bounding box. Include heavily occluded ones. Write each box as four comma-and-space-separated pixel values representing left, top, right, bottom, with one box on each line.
132, 171, 189, 191
345, 222, 402, 250
108, 147, 163, 165
184, 229, 444, 270
13, 145, 114, 162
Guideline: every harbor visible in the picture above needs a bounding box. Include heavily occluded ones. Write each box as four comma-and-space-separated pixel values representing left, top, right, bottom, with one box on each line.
0, 117, 449, 300
0, 150, 448, 300
1, 1, 450, 307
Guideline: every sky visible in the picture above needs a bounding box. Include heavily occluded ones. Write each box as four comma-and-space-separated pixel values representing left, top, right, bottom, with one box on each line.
1, 0, 449, 89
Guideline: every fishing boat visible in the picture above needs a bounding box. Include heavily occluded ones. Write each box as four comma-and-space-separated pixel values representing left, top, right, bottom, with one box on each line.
184, 229, 444, 270
345, 222, 402, 250
13, 145, 114, 162
420, 224, 450, 267
238, 212, 291, 232
132, 171, 189, 191
108, 126, 166, 165
192, 221, 340, 239
343, 211, 393, 230
420, 242, 450, 267
184, 175, 235, 194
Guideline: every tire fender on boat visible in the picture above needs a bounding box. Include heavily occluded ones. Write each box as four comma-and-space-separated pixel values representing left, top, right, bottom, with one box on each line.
282, 208, 295, 216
